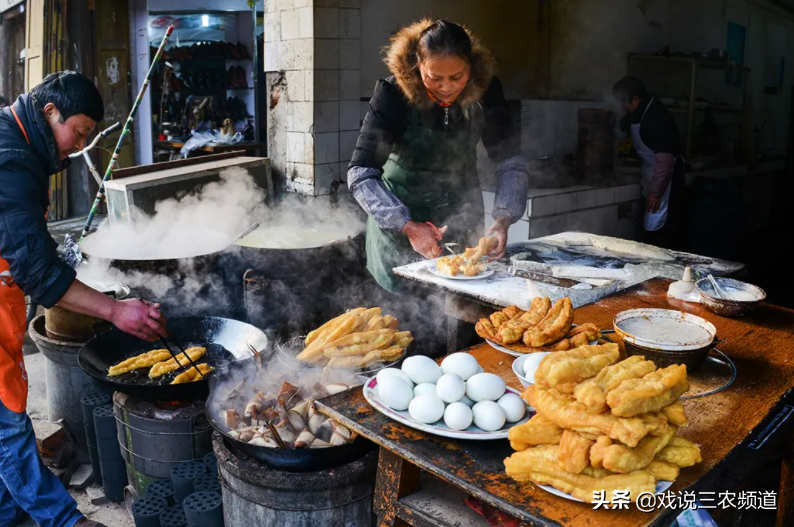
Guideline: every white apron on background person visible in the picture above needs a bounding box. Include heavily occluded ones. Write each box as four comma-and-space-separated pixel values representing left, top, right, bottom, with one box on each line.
630, 98, 671, 232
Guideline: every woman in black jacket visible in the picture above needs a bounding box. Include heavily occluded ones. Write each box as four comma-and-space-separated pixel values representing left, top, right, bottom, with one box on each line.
347, 19, 529, 292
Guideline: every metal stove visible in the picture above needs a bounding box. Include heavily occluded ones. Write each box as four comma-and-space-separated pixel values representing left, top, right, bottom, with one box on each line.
113, 392, 213, 496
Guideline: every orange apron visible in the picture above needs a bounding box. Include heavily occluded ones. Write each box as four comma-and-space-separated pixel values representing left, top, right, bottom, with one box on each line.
0, 105, 35, 412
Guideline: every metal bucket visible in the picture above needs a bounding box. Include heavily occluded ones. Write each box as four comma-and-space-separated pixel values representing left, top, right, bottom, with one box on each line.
29, 315, 105, 463
213, 432, 376, 526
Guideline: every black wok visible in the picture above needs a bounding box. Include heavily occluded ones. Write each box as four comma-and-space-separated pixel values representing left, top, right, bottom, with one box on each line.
208, 414, 374, 471
78, 316, 269, 400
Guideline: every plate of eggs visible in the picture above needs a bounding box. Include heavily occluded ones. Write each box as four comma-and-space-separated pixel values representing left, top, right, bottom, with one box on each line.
362, 352, 534, 439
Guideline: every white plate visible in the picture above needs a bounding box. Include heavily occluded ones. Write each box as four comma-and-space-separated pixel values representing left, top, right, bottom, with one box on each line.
427, 262, 495, 280
538, 480, 673, 503
363, 377, 533, 440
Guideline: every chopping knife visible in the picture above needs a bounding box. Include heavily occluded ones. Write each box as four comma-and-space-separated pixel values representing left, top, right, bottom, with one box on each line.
508, 266, 585, 289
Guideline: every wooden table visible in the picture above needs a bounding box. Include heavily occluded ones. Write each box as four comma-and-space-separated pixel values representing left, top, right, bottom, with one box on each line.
392, 234, 746, 354
316, 278, 794, 527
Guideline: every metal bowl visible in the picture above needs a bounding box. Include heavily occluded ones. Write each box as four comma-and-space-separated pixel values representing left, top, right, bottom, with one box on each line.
696, 278, 766, 317
622, 337, 721, 371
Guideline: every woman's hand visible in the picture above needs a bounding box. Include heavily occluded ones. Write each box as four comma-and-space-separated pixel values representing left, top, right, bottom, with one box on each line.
402, 220, 444, 259
487, 217, 511, 260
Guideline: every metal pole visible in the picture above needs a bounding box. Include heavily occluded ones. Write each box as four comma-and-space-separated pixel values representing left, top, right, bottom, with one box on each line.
250, 0, 260, 143
79, 24, 175, 241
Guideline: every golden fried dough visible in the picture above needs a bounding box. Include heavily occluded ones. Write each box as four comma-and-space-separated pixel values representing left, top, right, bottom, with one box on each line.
148, 347, 207, 378
499, 297, 554, 343
171, 363, 213, 384
607, 365, 690, 417
109, 349, 172, 376
475, 319, 499, 341
559, 430, 595, 474
589, 435, 613, 469
534, 343, 620, 393
655, 437, 702, 467
324, 333, 395, 358
519, 297, 553, 327
646, 460, 680, 482
601, 425, 677, 474
661, 401, 688, 427
527, 386, 649, 447
504, 445, 656, 503
523, 298, 574, 348
508, 414, 565, 451
305, 308, 365, 346
573, 356, 657, 413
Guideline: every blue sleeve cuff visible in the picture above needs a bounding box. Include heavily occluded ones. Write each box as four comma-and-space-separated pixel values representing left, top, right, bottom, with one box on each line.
36, 264, 76, 308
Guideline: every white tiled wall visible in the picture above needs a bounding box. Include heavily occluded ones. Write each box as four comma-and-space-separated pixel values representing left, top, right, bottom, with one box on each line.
482, 183, 644, 244
521, 99, 615, 158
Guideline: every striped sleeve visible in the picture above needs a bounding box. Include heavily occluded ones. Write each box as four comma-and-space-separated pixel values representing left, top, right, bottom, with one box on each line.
492, 155, 529, 223
347, 166, 412, 233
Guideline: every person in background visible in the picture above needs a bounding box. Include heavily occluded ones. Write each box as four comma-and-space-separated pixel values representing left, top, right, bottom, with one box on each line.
346, 19, 528, 356
613, 76, 685, 250
0, 71, 168, 527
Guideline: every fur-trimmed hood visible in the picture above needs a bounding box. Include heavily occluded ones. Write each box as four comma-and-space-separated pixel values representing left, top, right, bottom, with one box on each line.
383, 18, 496, 111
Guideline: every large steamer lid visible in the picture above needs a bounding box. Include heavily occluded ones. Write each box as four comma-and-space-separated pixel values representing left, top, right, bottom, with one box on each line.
613, 308, 717, 351
80, 228, 231, 261
233, 225, 357, 250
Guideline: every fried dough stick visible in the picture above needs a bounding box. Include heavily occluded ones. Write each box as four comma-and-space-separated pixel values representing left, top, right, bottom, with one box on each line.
324, 332, 396, 358
573, 356, 658, 413
607, 364, 690, 417
558, 430, 595, 474
499, 297, 552, 344
171, 363, 213, 384
508, 414, 565, 451
534, 343, 620, 393
297, 311, 366, 363
149, 347, 207, 378
661, 401, 688, 427
504, 445, 656, 503
646, 461, 680, 481
523, 297, 574, 348
305, 308, 366, 346
527, 386, 649, 447
655, 437, 702, 467
601, 425, 677, 474
108, 349, 172, 376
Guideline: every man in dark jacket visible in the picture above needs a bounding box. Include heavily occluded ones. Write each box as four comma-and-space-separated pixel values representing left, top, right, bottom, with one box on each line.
0, 71, 167, 527
613, 76, 685, 250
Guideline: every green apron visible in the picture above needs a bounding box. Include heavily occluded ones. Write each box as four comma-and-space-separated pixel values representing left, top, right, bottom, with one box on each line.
366, 104, 485, 292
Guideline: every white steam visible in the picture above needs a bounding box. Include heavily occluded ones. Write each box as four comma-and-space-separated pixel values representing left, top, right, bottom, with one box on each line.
80, 167, 266, 260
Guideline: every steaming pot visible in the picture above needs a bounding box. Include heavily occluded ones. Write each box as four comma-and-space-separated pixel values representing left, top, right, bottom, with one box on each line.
233, 226, 367, 340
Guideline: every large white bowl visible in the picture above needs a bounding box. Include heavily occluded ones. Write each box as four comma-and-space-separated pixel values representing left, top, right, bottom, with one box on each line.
511, 352, 552, 388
